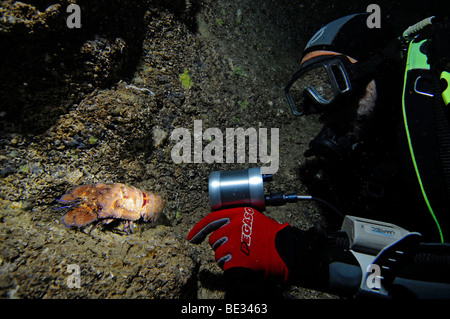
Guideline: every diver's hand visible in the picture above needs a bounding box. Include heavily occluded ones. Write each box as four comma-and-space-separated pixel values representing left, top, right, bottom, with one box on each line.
187, 207, 290, 282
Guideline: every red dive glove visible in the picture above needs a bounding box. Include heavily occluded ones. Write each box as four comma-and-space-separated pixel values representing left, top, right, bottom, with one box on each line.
187, 207, 290, 282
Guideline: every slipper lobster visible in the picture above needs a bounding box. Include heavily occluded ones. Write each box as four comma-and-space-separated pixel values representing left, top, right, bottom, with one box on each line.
57, 183, 165, 234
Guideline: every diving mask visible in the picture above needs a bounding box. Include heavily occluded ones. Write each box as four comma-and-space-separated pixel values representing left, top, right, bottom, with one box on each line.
285, 55, 355, 116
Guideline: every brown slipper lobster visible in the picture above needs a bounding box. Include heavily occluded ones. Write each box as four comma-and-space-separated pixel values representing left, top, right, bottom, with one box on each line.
57, 183, 165, 234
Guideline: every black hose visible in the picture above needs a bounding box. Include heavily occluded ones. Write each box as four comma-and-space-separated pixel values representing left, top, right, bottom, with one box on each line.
309, 196, 345, 220
264, 192, 344, 220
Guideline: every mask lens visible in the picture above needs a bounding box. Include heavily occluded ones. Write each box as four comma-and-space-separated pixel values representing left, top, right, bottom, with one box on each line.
287, 65, 336, 114
331, 63, 350, 93
305, 66, 335, 103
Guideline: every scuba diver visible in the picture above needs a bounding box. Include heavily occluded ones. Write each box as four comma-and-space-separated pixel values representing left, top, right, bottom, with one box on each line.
187, 13, 450, 298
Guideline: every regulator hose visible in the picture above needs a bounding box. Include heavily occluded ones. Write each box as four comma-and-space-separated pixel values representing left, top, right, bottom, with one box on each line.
402, 16, 435, 40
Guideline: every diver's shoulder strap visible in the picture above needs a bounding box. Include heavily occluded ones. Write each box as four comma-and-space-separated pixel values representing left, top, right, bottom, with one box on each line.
402, 30, 450, 243
347, 38, 402, 80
